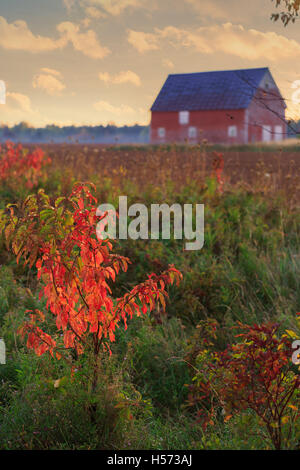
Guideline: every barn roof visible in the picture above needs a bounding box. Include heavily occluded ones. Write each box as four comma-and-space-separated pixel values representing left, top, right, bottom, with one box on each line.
151, 67, 272, 112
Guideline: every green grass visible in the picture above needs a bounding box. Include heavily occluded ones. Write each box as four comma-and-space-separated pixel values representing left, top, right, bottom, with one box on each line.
0, 157, 300, 450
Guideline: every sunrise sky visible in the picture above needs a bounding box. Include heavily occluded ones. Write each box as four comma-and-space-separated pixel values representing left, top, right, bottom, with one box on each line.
1, 0, 300, 127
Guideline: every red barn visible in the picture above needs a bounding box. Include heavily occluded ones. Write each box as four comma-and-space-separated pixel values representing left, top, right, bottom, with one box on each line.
150, 67, 286, 145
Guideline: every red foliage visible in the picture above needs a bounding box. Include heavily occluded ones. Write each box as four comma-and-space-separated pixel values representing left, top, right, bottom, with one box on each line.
212, 152, 224, 193
0, 141, 50, 188
8, 183, 182, 376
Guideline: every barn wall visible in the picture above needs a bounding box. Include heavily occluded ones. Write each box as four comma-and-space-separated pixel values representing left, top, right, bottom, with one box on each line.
247, 88, 286, 143
150, 109, 247, 144
150, 88, 286, 145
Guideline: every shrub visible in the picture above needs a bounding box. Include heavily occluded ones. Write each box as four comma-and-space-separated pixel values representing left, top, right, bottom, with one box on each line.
1, 183, 182, 403
188, 322, 300, 450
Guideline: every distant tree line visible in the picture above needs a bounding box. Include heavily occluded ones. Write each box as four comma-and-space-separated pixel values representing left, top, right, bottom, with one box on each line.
288, 119, 300, 137
0, 122, 150, 144
0, 120, 298, 145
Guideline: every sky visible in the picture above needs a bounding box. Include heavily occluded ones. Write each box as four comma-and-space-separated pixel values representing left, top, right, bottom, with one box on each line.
0, 0, 300, 127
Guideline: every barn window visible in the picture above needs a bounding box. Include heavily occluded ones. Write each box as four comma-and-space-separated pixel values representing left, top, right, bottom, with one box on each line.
188, 127, 197, 139
179, 111, 189, 125
228, 125, 237, 138
158, 127, 166, 138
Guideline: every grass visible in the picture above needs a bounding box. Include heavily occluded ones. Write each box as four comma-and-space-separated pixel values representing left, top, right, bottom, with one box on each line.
0, 144, 300, 449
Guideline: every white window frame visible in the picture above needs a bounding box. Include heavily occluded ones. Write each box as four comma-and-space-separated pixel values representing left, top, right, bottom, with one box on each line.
179, 110, 190, 125
158, 127, 166, 139
188, 126, 197, 139
228, 125, 237, 138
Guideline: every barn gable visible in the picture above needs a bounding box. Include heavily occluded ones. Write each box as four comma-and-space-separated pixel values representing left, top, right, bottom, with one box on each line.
151, 67, 282, 112
256, 69, 287, 109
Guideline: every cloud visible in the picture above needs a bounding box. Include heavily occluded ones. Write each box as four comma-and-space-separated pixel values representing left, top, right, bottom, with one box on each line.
81, 18, 92, 27
128, 23, 300, 61
84, 6, 107, 18
93, 99, 147, 125
1, 91, 47, 126
184, 0, 274, 25
162, 58, 174, 69
98, 72, 110, 82
3, 88, 72, 127
81, 0, 145, 16
184, 0, 230, 20
93, 100, 135, 115
0, 16, 110, 59
127, 30, 159, 53
98, 72, 111, 83
6, 92, 34, 113
98, 70, 141, 86
0, 16, 64, 52
57, 21, 110, 59
33, 69, 66, 96
63, 0, 76, 10
40, 67, 62, 77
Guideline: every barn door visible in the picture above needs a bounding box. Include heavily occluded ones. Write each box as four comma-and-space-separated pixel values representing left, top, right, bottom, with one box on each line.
274, 125, 283, 141
262, 125, 271, 142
